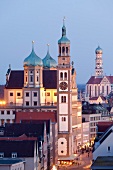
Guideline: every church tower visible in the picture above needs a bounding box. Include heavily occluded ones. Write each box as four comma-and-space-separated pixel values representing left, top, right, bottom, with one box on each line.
95, 46, 103, 77
57, 18, 73, 158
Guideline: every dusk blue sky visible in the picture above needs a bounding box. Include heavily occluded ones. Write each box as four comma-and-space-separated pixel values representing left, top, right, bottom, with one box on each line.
1, 0, 113, 84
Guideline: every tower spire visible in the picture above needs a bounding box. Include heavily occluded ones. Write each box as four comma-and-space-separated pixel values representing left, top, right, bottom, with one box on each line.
62, 17, 66, 37
47, 43, 50, 54
32, 40, 34, 51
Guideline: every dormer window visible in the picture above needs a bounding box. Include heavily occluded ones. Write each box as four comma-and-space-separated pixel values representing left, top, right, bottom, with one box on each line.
0, 152, 4, 158
12, 152, 17, 158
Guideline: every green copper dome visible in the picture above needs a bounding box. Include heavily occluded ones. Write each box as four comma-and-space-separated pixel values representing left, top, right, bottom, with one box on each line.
95, 46, 103, 54
43, 47, 57, 68
58, 19, 70, 44
24, 42, 43, 67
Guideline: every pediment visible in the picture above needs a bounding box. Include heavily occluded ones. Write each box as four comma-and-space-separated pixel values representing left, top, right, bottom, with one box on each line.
100, 76, 110, 84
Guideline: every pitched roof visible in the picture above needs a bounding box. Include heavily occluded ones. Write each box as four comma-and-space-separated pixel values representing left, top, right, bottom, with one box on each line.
0, 158, 25, 165
87, 75, 113, 84
5, 70, 57, 89
15, 111, 57, 123
86, 76, 103, 84
5, 71, 24, 89
89, 96, 106, 101
4, 123, 44, 139
43, 70, 57, 89
97, 122, 113, 133
91, 156, 113, 169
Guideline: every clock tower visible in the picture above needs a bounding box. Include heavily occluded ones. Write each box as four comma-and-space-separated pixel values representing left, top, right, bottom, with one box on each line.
57, 19, 73, 158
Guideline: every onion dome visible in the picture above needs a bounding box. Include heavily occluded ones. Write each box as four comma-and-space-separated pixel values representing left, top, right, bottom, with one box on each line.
24, 41, 43, 67
95, 46, 103, 54
58, 17, 70, 44
43, 44, 57, 68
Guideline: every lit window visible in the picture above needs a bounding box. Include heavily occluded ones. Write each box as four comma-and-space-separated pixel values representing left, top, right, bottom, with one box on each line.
54, 92, 57, 96
46, 92, 50, 96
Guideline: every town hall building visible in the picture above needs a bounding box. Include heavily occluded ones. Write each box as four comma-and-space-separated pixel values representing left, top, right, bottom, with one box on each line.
0, 20, 82, 160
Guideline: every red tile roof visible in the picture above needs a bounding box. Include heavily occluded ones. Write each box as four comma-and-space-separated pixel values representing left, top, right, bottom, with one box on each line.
15, 111, 57, 123
5, 70, 57, 89
87, 76, 113, 84
0, 134, 37, 141
97, 122, 113, 132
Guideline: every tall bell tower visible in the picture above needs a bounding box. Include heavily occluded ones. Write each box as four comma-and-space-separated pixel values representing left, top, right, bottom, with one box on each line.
57, 18, 73, 158
95, 46, 103, 78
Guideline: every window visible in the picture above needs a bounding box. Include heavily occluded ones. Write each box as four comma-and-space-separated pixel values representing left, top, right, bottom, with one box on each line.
61, 142, 64, 144
46, 92, 50, 96
1, 119, 4, 126
37, 76, 38, 82
26, 92, 29, 97
54, 92, 57, 96
64, 72, 67, 79
1, 111, 4, 115
30, 71, 33, 74
62, 57, 65, 60
66, 47, 68, 54
59, 46, 61, 54
0, 153, 4, 158
62, 117, 66, 121
108, 146, 111, 152
7, 119, 10, 123
61, 150, 64, 153
61, 96, 66, 103
60, 72, 63, 79
17, 93, 21, 96
102, 86, 104, 94
7, 111, 10, 115
107, 86, 109, 95
34, 92, 37, 97
30, 75, 33, 82
12, 152, 17, 158
34, 101, 37, 106
10, 92, 13, 96
62, 47, 65, 53
26, 77, 27, 82
26, 101, 29, 106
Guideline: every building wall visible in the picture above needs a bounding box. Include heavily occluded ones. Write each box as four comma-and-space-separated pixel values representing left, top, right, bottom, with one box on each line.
93, 132, 113, 160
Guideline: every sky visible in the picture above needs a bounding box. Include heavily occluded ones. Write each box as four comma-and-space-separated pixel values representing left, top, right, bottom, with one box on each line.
0, 0, 113, 84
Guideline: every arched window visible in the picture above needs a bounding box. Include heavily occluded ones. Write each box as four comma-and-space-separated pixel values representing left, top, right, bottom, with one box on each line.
90, 86, 91, 97
62, 47, 65, 53
26, 77, 27, 82
64, 72, 67, 80
61, 96, 66, 103
95, 86, 97, 97
30, 75, 33, 82
37, 76, 38, 82
60, 72, 63, 80
107, 86, 109, 95
66, 47, 68, 54
59, 46, 61, 54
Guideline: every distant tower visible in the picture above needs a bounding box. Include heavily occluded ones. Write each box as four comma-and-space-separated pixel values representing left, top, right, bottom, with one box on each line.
95, 46, 103, 77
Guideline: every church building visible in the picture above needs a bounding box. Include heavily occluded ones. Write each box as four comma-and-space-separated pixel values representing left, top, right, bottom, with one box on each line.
86, 46, 113, 99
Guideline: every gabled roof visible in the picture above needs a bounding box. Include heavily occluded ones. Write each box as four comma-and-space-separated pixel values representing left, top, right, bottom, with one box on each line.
89, 96, 106, 101
5, 70, 57, 89
43, 70, 57, 89
5, 71, 24, 89
87, 76, 113, 84
0, 158, 25, 165
4, 123, 45, 139
97, 122, 113, 133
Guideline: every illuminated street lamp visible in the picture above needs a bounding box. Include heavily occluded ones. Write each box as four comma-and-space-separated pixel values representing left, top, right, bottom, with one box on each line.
52, 165, 57, 170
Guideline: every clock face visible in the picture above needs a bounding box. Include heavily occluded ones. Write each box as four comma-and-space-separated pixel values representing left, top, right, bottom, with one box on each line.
60, 82, 68, 90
